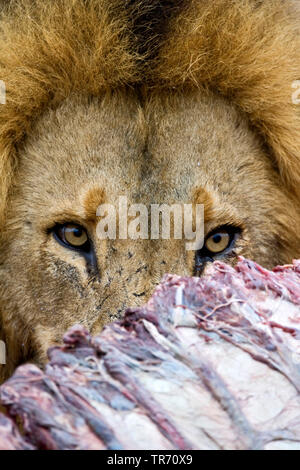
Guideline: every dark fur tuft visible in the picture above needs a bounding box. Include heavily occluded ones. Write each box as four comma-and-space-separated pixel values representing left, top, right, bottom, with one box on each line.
124, 0, 187, 59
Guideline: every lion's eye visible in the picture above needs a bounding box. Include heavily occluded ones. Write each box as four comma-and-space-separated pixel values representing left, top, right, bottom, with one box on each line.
51, 223, 98, 274
54, 223, 89, 250
194, 225, 241, 276
205, 230, 231, 254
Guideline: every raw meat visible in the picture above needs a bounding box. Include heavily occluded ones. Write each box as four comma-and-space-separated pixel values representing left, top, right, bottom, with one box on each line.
0, 414, 34, 450
0, 257, 299, 450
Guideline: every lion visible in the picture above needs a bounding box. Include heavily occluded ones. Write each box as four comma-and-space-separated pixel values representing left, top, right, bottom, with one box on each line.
0, 0, 300, 382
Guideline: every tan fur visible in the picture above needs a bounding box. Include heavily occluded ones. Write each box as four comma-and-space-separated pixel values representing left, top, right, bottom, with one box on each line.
0, 0, 300, 382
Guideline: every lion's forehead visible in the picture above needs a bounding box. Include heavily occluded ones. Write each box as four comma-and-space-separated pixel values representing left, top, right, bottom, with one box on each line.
15, 90, 273, 218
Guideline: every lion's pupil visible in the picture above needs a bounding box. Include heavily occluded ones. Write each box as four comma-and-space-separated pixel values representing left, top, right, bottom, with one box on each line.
73, 228, 82, 238
213, 234, 222, 244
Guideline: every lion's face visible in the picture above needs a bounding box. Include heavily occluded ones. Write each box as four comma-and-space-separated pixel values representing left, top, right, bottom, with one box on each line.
0, 88, 299, 377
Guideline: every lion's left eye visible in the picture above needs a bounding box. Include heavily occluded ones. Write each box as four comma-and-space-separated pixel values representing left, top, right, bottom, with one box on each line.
194, 225, 240, 276
205, 230, 231, 254
53, 223, 90, 251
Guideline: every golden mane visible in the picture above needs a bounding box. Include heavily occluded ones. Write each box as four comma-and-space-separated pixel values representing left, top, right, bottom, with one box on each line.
0, 0, 299, 225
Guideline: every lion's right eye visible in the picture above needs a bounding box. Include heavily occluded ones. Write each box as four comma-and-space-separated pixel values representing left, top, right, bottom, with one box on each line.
53, 223, 90, 252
